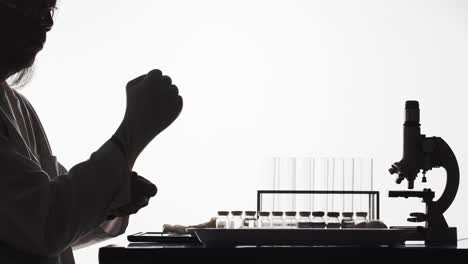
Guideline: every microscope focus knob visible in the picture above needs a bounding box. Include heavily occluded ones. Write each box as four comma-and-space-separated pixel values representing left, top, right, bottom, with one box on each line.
396, 176, 404, 184
389, 163, 400, 175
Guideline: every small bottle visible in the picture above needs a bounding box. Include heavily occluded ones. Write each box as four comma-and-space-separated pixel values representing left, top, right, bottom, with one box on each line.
230, 211, 243, 229
257, 211, 271, 228
355, 212, 368, 227
326, 212, 341, 228
216, 211, 230, 228
341, 212, 355, 228
243, 211, 257, 228
298, 211, 312, 228
271, 211, 284, 228
284, 211, 298, 228
311, 211, 326, 228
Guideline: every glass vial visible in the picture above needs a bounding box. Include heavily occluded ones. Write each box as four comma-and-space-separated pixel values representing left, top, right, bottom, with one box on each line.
271, 211, 284, 228
341, 212, 355, 228
326, 212, 341, 228
355, 212, 368, 227
284, 211, 298, 228
257, 211, 271, 228
216, 211, 230, 229
311, 211, 326, 228
243, 211, 257, 228
298, 211, 312, 228
230, 211, 243, 229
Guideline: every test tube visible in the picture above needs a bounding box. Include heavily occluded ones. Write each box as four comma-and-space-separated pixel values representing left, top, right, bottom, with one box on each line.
296, 157, 314, 212
278, 157, 297, 212
328, 158, 343, 225
310, 158, 316, 211
261, 157, 277, 212
327, 158, 336, 213
354, 157, 374, 219
342, 158, 355, 214
332, 158, 345, 214
272, 157, 281, 211
313, 157, 328, 214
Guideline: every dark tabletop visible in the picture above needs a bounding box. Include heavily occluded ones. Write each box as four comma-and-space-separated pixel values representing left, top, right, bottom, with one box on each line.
99, 239, 468, 264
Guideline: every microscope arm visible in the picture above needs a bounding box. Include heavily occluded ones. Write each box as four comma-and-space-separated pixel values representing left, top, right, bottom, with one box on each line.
426, 137, 460, 214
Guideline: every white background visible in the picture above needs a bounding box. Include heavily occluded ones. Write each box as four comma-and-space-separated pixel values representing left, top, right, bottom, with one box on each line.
18, 0, 468, 263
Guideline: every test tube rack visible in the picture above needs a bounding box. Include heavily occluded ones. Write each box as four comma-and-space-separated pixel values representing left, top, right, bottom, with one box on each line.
256, 190, 380, 220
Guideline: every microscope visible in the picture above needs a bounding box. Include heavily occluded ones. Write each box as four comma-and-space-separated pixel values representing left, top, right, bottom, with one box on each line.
388, 101, 459, 246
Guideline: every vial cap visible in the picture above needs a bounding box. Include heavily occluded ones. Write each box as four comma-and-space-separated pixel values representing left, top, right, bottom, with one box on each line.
327, 212, 340, 217
245, 211, 257, 216
285, 211, 297, 216
217, 211, 229, 216
312, 211, 325, 217
231, 211, 243, 216
299, 211, 311, 217
259, 211, 270, 216
342, 212, 354, 217
272, 211, 284, 216
356, 212, 368, 217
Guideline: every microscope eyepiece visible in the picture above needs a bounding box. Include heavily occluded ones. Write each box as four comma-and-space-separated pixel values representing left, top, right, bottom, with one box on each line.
405, 100, 420, 125
405, 101, 419, 110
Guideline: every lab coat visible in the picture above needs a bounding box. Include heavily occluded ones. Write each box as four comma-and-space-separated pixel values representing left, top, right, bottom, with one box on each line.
0, 82, 131, 264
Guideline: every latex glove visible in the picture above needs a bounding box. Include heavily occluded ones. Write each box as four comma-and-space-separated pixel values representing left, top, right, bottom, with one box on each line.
107, 172, 157, 219
162, 218, 217, 235
114, 69, 183, 169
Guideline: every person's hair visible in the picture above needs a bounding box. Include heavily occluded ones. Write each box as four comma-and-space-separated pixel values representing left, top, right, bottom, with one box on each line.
4, 0, 58, 89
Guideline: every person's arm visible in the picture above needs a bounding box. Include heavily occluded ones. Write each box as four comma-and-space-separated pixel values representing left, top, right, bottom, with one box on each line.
70, 217, 129, 250
0, 137, 131, 257
54, 162, 130, 250
0, 69, 181, 257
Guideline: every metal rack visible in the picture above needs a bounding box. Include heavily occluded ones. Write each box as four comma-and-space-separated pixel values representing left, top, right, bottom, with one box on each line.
256, 190, 380, 220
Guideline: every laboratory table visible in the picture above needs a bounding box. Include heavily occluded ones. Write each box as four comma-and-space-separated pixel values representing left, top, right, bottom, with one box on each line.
99, 239, 468, 264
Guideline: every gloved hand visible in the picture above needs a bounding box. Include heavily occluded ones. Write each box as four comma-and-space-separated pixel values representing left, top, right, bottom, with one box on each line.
114, 69, 183, 169
107, 172, 157, 220
162, 218, 217, 235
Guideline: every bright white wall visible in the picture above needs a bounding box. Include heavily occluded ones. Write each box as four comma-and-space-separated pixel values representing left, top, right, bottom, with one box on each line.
19, 0, 468, 263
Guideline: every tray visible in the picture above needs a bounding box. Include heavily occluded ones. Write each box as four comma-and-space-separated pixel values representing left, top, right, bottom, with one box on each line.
188, 228, 422, 247
127, 232, 201, 244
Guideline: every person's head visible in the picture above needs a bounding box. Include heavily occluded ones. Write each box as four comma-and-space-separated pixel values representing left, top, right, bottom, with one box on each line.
0, 0, 57, 86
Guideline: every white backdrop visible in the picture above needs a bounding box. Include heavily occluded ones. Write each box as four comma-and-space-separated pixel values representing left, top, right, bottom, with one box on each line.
18, 0, 468, 263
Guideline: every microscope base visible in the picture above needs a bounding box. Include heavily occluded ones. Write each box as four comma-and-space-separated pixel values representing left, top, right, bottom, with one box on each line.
424, 227, 457, 247
391, 226, 457, 247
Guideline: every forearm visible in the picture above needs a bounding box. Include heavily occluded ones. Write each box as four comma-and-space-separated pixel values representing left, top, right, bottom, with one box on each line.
0, 139, 131, 256
71, 216, 129, 250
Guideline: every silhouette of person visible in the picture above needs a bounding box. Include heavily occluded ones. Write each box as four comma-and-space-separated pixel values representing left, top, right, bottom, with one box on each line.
0, 1, 183, 263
